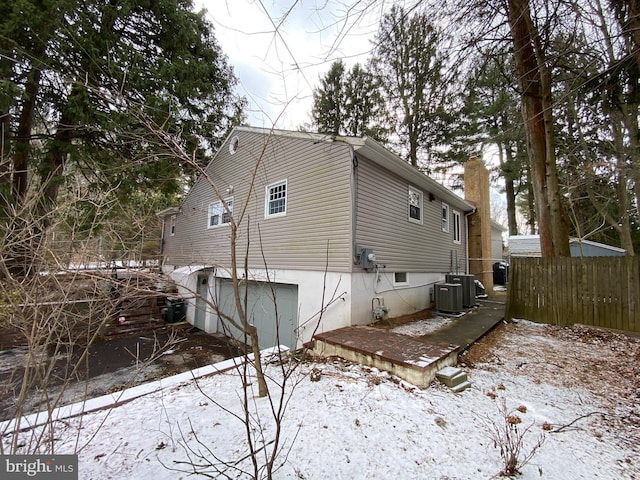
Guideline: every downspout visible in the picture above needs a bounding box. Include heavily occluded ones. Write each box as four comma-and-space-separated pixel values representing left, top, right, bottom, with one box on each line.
464, 207, 476, 275
349, 144, 359, 264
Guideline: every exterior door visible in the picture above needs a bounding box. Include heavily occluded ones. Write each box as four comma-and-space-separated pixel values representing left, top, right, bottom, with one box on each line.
194, 273, 209, 330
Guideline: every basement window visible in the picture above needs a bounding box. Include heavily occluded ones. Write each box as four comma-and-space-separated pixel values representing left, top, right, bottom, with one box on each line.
394, 272, 408, 285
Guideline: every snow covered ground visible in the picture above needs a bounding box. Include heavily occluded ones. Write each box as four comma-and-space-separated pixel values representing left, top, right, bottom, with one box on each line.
3, 319, 639, 479
391, 315, 454, 336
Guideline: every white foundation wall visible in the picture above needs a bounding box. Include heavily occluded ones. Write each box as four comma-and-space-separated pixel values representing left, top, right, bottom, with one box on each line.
350, 271, 445, 325
163, 264, 446, 345
163, 265, 351, 348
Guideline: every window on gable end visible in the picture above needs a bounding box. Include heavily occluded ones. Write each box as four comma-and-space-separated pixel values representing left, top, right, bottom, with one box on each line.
442, 202, 450, 232
208, 197, 233, 228
408, 186, 423, 224
265, 180, 287, 217
170, 215, 176, 236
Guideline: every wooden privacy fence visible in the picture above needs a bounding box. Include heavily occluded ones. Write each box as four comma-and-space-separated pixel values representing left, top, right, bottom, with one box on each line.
506, 256, 640, 333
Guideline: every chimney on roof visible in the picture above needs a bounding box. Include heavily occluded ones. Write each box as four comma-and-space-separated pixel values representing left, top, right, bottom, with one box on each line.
464, 156, 494, 291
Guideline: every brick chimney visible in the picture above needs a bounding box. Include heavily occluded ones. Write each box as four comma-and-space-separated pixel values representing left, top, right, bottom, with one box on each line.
464, 156, 494, 291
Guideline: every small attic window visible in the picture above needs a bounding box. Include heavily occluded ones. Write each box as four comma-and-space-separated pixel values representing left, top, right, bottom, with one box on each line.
229, 135, 240, 154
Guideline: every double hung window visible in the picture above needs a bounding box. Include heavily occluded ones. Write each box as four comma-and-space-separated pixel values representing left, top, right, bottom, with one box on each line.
265, 180, 287, 217
408, 187, 423, 224
442, 203, 450, 232
208, 197, 233, 228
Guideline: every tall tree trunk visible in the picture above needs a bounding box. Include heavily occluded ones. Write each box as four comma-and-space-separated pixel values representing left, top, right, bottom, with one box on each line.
13, 67, 41, 207
607, 0, 640, 215
524, 165, 536, 234
498, 141, 519, 236
0, 40, 13, 217
505, 146, 519, 236
507, 0, 570, 256
0, 114, 10, 214
38, 93, 77, 222
38, 1, 118, 220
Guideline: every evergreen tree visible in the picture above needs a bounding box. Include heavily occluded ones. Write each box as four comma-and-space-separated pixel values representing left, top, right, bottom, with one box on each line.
310, 60, 387, 141
0, 0, 244, 273
370, 5, 452, 169
311, 59, 346, 136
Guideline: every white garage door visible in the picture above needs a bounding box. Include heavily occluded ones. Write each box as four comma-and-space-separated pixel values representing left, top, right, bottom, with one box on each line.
217, 280, 298, 350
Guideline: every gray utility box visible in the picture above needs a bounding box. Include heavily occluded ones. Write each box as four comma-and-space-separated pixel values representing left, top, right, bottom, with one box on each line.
445, 273, 477, 307
435, 283, 463, 313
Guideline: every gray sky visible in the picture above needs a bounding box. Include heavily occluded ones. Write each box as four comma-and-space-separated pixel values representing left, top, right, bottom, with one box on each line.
198, 0, 384, 128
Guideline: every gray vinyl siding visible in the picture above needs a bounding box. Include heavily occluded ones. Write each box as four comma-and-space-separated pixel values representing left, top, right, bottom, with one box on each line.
162, 130, 353, 272
354, 155, 467, 273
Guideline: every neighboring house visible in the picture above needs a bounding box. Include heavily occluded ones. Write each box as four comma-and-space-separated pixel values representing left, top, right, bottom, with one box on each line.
491, 220, 507, 261
508, 235, 626, 258
159, 127, 474, 349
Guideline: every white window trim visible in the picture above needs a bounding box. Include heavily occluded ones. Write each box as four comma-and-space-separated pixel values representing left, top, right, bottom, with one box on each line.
169, 215, 176, 236
208, 197, 233, 228
265, 179, 287, 218
228, 135, 240, 154
442, 202, 450, 233
393, 272, 409, 286
453, 210, 461, 244
408, 186, 423, 224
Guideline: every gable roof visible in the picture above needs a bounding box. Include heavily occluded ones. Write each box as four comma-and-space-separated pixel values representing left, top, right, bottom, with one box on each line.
232, 126, 474, 213
158, 126, 475, 217
491, 220, 507, 232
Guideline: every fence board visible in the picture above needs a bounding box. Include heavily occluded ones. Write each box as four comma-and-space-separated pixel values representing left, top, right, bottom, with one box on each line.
632, 260, 640, 331
506, 256, 640, 333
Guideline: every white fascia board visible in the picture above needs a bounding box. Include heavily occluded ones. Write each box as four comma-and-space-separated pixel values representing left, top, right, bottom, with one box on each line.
156, 206, 180, 218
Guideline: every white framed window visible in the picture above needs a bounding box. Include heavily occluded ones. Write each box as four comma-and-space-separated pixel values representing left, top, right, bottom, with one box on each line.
208, 197, 233, 228
453, 210, 461, 244
442, 202, 450, 233
169, 215, 176, 236
394, 272, 408, 285
408, 186, 423, 224
265, 180, 287, 217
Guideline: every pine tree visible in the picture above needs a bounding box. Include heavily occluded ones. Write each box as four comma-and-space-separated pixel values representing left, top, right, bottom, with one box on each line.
310, 60, 387, 141
0, 0, 244, 274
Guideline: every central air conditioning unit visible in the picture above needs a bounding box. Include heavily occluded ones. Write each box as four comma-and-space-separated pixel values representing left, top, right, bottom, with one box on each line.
435, 283, 463, 314
445, 273, 476, 308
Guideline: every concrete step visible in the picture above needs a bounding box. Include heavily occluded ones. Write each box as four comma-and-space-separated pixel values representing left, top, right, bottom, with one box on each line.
436, 366, 465, 386
436, 366, 470, 391
451, 380, 471, 393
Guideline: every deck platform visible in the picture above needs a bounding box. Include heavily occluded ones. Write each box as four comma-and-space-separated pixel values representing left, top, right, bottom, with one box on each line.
312, 326, 459, 388
311, 297, 505, 388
